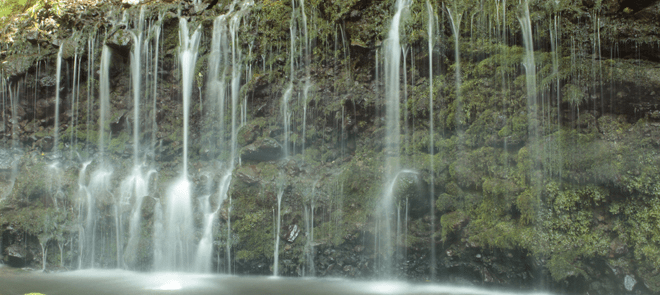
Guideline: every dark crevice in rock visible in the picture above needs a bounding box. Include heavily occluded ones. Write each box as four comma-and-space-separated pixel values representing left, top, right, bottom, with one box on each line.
619, 0, 660, 13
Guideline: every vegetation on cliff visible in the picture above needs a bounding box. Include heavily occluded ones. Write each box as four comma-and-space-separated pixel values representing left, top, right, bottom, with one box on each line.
0, 0, 660, 293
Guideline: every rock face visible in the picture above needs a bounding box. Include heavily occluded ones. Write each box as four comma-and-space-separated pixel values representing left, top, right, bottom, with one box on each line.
240, 137, 283, 162
0, 0, 660, 294
106, 29, 132, 51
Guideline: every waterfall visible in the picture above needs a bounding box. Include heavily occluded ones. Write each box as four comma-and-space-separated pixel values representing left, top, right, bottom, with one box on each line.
53, 46, 63, 154
99, 46, 111, 159
299, 0, 311, 162
281, 84, 293, 158
519, 0, 537, 141
179, 18, 201, 176
76, 160, 91, 269
69, 51, 78, 158
155, 17, 201, 271
123, 8, 158, 270
303, 182, 316, 277
426, 0, 436, 279
8, 82, 18, 149
273, 186, 284, 276
74, 44, 115, 269
206, 15, 229, 158
122, 167, 156, 269
550, 15, 562, 179
221, 171, 233, 273
193, 174, 215, 273
446, 1, 463, 129
193, 2, 253, 273
129, 7, 145, 166
230, 13, 242, 166
380, 0, 409, 277
86, 32, 96, 157
151, 16, 162, 162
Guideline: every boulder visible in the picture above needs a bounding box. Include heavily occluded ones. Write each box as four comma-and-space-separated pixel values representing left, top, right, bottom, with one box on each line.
5, 243, 33, 267
2, 55, 37, 77
0, 149, 21, 170
106, 29, 132, 51
39, 76, 57, 88
235, 165, 260, 184
240, 137, 283, 162
237, 123, 259, 147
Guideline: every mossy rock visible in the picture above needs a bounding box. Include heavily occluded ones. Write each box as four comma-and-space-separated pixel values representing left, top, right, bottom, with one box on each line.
638, 264, 660, 292
240, 137, 283, 162
235, 165, 261, 185
440, 210, 468, 240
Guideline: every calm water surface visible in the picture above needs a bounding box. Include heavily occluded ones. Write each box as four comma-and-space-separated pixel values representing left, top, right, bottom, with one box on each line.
0, 266, 553, 295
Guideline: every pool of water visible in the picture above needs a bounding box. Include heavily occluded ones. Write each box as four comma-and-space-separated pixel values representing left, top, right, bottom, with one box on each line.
0, 268, 553, 295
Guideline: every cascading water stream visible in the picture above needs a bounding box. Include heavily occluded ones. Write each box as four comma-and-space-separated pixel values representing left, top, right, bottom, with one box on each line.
380, 0, 409, 277
123, 8, 159, 270
122, 167, 156, 268
75, 44, 113, 270
273, 186, 284, 276
193, 174, 215, 273
281, 84, 293, 158
229, 12, 243, 166
518, 0, 537, 141
76, 160, 91, 269
155, 17, 201, 272
129, 7, 145, 166
446, 1, 463, 130
194, 1, 253, 273
53, 46, 63, 154
151, 16, 162, 162
99, 46, 111, 160
426, 0, 436, 279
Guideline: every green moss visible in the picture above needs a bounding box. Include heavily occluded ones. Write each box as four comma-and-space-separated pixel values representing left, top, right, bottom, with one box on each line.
440, 210, 467, 240
108, 131, 130, 154
231, 184, 274, 261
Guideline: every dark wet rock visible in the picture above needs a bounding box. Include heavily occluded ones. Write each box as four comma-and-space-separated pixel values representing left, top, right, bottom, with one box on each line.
2, 55, 37, 77
0, 149, 20, 171
0, 149, 22, 183
35, 136, 54, 152
237, 123, 259, 147
5, 244, 29, 267
609, 238, 628, 258
240, 137, 282, 162
638, 264, 660, 292
106, 29, 132, 51
5, 244, 25, 259
235, 165, 260, 184
35, 99, 53, 119
39, 76, 57, 88
283, 159, 300, 177
26, 30, 39, 44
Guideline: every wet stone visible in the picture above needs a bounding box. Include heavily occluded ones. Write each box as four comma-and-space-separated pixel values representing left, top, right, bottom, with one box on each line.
106, 29, 132, 50
0, 149, 21, 171
240, 137, 283, 162
40, 76, 57, 87
283, 224, 300, 243
236, 165, 260, 184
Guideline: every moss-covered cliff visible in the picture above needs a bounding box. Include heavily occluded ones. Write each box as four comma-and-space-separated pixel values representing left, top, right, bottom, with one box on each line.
1, 0, 660, 294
